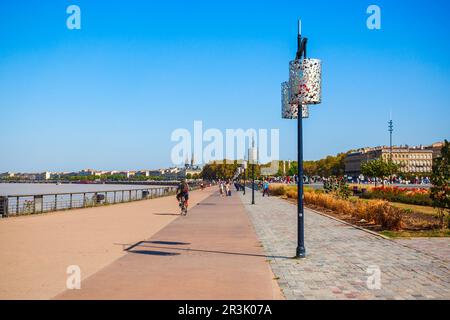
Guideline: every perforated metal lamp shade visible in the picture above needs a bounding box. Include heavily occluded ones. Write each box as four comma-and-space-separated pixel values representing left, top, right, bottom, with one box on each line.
281, 81, 309, 119
288, 58, 322, 106
299, 58, 322, 105
289, 60, 301, 105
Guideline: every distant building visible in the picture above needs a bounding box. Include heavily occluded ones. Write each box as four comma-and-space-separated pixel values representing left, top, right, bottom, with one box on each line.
78, 169, 97, 176
182, 154, 202, 178
424, 141, 445, 159
0, 172, 15, 178
135, 170, 150, 177
345, 145, 433, 178
118, 171, 136, 179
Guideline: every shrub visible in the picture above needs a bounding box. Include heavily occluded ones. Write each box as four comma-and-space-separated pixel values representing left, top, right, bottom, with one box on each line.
269, 185, 287, 196
271, 185, 404, 230
304, 191, 403, 230
360, 186, 432, 206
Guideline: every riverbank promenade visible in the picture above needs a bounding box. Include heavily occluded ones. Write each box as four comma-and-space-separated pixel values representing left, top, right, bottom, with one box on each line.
1, 186, 449, 300
0, 187, 281, 300
56, 189, 282, 300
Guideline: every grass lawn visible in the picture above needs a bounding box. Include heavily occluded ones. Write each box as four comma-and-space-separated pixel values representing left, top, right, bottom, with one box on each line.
389, 202, 437, 216
353, 196, 438, 216
381, 229, 450, 238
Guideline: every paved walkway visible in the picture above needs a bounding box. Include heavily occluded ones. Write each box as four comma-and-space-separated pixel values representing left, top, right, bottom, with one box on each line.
239, 190, 450, 300
56, 191, 282, 300
0, 188, 214, 299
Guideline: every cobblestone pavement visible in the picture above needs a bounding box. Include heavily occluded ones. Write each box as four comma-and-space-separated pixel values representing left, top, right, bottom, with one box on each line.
239, 190, 450, 300
396, 238, 450, 263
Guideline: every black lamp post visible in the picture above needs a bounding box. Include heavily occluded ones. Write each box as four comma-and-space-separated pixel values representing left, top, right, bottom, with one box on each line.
243, 161, 247, 195
282, 20, 321, 259
248, 139, 257, 205
251, 162, 255, 205
295, 22, 308, 259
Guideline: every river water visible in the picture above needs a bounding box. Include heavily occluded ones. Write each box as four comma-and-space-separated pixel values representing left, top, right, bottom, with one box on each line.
0, 183, 167, 196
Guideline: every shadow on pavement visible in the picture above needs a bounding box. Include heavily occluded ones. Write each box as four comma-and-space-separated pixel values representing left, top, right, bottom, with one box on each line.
148, 241, 190, 246
128, 249, 180, 256
126, 241, 291, 260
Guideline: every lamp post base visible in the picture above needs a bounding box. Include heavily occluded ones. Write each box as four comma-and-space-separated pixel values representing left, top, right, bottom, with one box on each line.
296, 246, 306, 258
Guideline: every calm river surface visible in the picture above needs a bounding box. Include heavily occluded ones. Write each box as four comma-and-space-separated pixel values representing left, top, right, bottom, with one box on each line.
0, 183, 168, 196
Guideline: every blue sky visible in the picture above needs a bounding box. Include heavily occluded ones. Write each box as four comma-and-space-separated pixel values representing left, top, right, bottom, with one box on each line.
1, 0, 449, 172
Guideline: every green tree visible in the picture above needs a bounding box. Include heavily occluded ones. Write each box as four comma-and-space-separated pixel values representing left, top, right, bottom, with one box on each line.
430, 140, 450, 228
361, 158, 399, 186
287, 161, 298, 176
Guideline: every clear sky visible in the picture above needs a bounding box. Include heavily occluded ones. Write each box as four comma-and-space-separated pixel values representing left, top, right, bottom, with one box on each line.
1, 0, 449, 172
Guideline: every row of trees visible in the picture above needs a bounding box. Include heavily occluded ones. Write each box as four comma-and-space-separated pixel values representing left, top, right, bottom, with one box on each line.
303, 153, 348, 177
201, 161, 261, 181
199, 153, 349, 181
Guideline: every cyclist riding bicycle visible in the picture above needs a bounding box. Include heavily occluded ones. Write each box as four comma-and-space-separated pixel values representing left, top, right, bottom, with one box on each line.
176, 179, 190, 210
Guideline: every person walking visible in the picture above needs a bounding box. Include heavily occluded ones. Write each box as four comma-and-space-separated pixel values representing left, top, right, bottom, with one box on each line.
262, 180, 270, 197
219, 181, 224, 197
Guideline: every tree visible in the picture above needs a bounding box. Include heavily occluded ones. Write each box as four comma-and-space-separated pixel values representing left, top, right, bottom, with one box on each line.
287, 161, 298, 176
201, 160, 250, 181
430, 140, 450, 228
361, 158, 399, 186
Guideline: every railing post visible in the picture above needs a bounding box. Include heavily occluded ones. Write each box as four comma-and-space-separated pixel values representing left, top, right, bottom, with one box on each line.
0, 196, 8, 217
114, 191, 116, 203
83, 193, 86, 207
129, 190, 131, 202
16, 196, 19, 214
69, 193, 72, 209
122, 190, 124, 202
34, 195, 43, 213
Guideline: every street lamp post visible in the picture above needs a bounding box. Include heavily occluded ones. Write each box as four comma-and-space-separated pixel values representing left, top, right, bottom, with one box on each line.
251, 162, 255, 205
249, 139, 257, 205
281, 20, 322, 258
242, 161, 247, 195
296, 28, 307, 259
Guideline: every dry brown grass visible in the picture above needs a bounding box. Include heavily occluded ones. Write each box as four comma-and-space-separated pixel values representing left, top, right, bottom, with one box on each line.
304, 192, 403, 230
271, 185, 404, 230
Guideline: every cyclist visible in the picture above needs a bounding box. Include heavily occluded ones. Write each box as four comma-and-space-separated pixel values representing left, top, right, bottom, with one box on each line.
176, 179, 190, 211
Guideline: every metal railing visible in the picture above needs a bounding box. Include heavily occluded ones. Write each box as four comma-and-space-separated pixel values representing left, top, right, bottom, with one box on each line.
0, 186, 179, 218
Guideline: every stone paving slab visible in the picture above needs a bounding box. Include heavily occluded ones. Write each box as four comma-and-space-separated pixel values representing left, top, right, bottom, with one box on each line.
56, 191, 283, 300
239, 190, 450, 300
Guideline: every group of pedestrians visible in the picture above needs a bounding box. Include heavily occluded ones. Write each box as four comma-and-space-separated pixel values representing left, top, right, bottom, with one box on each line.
219, 181, 232, 197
